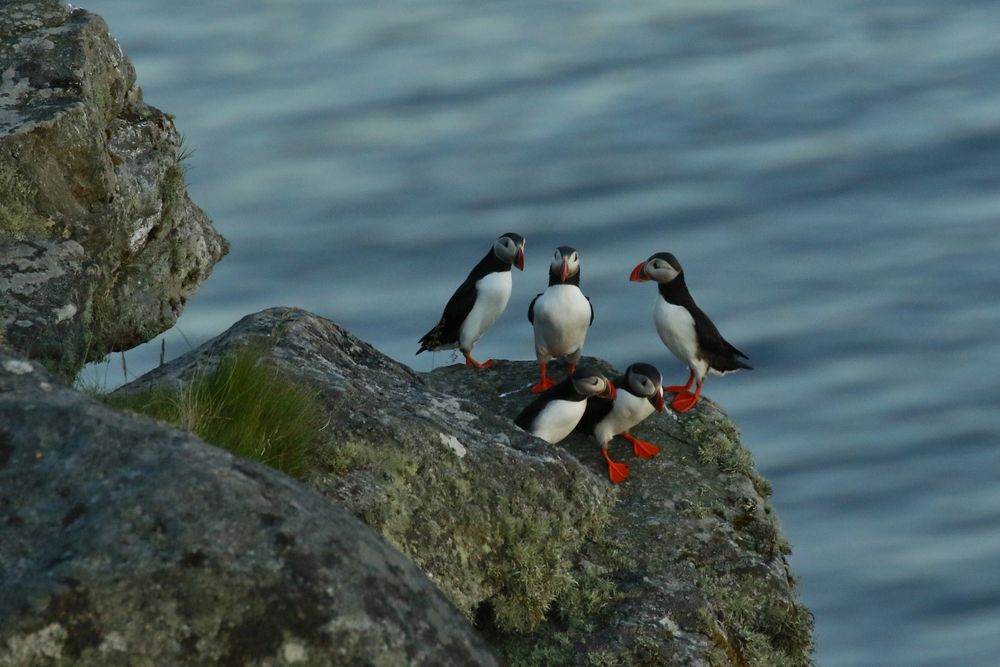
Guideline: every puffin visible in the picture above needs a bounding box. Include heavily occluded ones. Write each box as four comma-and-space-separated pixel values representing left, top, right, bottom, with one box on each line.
630, 252, 751, 412
527, 246, 593, 393
515, 367, 616, 444
417, 232, 525, 368
576, 363, 665, 484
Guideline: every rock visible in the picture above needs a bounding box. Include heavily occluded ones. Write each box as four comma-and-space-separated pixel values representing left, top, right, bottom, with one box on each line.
426, 362, 814, 667
0, 345, 499, 667
117, 308, 813, 666
116, 307, 614, 634
0, 1, 227, 378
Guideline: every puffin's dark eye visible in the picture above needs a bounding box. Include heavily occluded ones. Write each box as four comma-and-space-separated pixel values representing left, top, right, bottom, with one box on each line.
572, 253, 578, 261
654, 260, 664, 269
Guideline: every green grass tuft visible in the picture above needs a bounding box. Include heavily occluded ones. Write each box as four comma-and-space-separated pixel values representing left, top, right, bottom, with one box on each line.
102, 345, 324, 479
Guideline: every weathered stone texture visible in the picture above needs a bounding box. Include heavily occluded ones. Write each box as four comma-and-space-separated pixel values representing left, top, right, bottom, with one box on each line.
0, 0, 227, 377
0, 346, 499, 667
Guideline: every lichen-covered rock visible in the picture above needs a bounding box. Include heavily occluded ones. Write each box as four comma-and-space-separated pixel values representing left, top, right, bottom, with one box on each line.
0, 240, 92, 377
425, 362, 815, 666
116, 307, 813, 666
116, 307, 614, 633
0, 1, 227, 377
0, 346, 499, 667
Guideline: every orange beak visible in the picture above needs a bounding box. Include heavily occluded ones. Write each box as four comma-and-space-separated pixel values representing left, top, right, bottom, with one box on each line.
603, 381, 617, 400
629, 262, 648, 282
514, 246, 525, 271
560, 258, 569, 283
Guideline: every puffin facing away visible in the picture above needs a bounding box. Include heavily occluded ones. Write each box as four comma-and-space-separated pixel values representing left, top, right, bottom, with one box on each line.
527, 246, 593, 392
515, 367, 616, 444
630, 252, 751, 412
577, 363, 664, 483
417, 233, 525, 368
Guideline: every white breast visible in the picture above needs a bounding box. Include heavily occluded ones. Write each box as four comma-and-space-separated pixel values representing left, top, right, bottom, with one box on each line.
653, 297, 707, 378
459, 271, 512, 351
533, 285, 591, 359
530, 398, 588, 444
593, 390, 656, 446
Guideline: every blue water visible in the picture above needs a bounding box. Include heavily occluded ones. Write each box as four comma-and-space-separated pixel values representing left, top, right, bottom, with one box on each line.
79, 1, 1000, 664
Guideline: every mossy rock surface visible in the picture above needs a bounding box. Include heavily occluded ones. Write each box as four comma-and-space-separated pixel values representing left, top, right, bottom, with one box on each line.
0, 345, 499, 666
116, 308, 614, 636
0, 1, 227, 378
118, 308, 813, 666
427, 359, 814, 666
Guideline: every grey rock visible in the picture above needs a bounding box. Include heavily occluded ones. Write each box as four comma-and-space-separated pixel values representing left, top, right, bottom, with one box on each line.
426, 361, 814, 666
116, 307, 614, 634
0, 345, 499, 667
118, 308, 813, 666
0, 240, 92, 378
0, 1, 227, 378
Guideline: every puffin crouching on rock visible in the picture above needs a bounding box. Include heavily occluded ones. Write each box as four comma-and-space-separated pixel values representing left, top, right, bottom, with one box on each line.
527, 246, 593, 392
417, 232, 525, 368
630, 252, 751, 412
577, 362, 664, 484
515, 367, 616, 444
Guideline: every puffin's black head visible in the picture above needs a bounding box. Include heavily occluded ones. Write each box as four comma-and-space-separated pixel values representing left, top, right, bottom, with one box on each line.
570, 366, 616, 400
629, 252, 682, 284
624, 362, 664, 412
493, 233, 525, 270
550, 246, 580, 284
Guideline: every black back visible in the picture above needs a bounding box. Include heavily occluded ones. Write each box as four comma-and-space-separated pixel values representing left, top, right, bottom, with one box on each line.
658, 275, 752, 372
574, 372, 626, 434
417, 246, 513, 353
514, 376, 589, 432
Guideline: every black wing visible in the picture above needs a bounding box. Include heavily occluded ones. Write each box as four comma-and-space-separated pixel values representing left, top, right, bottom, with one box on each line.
527, 293, 542, 324
574, 395, 615, 435
586, 296, 594, 325
690, 304, 752, 372
417, 276, 479, 353
515, 377, 577, 433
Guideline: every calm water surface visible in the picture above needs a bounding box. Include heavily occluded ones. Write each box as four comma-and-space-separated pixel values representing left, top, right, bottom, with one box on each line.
80, 1, 1000, 664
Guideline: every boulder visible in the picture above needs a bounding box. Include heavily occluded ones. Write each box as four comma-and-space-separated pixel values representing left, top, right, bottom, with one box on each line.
426, 362, 814, 666
117, 308, 813, 666
116, 307, 613, 634
0, 1, 227, 378
0, 345, 499, 667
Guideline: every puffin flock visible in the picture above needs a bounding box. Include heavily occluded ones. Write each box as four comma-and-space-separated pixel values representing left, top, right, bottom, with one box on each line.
417, 233, 751, 483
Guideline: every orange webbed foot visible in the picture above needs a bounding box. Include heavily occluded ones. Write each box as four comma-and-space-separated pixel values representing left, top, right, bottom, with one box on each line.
530, 379, 555, 393
670, 391, 699, 413
463, 352, 495, 369
623, 432, 660, 458
602, 449, 629, 484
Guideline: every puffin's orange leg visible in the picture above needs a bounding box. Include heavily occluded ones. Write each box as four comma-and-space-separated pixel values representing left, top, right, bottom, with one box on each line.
530, 362, 554, 393
665, 370, 695, 394
623, 431, 660, 458
463, 351, 495, 369
602, 448, 629, 484
671, 380, 703, 413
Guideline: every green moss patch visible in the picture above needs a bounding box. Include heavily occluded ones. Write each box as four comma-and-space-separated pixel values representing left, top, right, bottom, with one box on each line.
699, 572, 814, 667
0, 163, 52, 243
102, 345, 323, 479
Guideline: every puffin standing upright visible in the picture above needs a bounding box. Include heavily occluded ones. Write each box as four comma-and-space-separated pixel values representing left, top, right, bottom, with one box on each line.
527, 246, 593, 393
417, 233, 525, 368
576, 363, 665, 483
630, 252, 751, 412
515, 367, 616, 444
